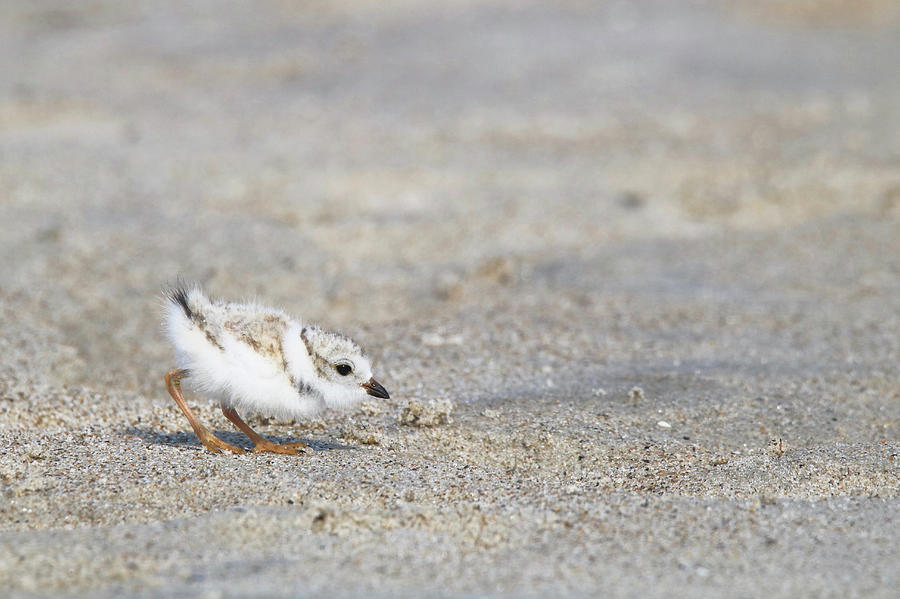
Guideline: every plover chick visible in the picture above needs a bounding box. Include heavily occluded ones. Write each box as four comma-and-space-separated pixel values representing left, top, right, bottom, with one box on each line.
163, 282, 389, 455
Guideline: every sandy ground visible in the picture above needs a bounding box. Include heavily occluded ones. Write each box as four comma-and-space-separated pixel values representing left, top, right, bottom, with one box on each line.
1, 1, 898, 597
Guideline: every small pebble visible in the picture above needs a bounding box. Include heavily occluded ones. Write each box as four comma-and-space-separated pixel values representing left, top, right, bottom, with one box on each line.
399, 399, 455, 427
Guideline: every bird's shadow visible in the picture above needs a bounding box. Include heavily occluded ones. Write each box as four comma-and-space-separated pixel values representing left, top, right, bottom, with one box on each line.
123, 427, 355, 452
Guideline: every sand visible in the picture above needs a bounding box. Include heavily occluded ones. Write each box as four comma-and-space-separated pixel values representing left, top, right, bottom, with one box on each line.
1, 0, 898, 597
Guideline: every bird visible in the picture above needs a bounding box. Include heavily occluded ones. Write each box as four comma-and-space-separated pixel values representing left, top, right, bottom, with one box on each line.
162, 282, 390, 455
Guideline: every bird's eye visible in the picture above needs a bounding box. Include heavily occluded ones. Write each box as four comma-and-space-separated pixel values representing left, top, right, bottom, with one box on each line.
335, 363, 352, 376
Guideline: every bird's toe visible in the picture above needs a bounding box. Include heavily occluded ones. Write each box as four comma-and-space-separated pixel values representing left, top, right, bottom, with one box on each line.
199, 433, 246, 454
252, 441, 305, 455
283, 440, 310, 450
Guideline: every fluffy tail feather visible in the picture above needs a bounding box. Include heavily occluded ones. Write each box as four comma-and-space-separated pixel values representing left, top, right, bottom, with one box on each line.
163, 279, 205, 323
165, 285, 193, 320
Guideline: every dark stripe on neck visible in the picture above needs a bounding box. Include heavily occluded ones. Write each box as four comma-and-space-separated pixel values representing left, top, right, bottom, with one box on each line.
300, 327, 313, 355
294, 378, 320, 398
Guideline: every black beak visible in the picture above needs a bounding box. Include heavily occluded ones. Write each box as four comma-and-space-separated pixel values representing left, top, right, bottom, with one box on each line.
361, 378, 390, 399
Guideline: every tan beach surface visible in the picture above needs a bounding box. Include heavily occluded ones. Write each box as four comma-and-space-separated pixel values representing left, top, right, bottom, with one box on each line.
1, 1, 898, 597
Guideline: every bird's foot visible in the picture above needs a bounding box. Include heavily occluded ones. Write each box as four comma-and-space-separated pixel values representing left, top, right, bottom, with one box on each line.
198, 431, 246, 454
251, 439, 309, 455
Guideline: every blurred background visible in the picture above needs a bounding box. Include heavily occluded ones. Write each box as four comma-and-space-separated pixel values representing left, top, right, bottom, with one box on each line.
1, 0, 898, 401
1, 1, 899, 597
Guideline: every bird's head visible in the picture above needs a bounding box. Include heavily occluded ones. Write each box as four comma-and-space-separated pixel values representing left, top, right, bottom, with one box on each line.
301, 326, 389, 408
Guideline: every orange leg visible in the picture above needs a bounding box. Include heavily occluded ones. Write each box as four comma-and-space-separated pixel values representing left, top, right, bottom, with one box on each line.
165, 369, 245, 454
221, 407, 309, 455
